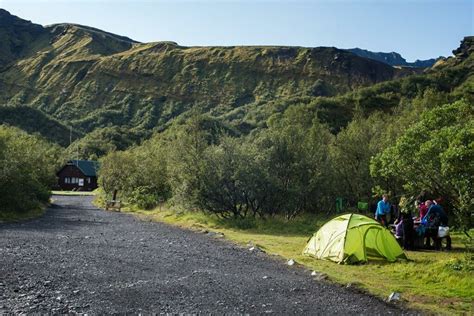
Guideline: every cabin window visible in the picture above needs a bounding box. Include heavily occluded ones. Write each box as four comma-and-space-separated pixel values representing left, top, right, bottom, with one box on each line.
64, 177, 70, 184
87, 177, 91, 184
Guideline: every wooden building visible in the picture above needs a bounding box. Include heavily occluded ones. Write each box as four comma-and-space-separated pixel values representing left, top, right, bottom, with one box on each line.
56, 160, 99, 191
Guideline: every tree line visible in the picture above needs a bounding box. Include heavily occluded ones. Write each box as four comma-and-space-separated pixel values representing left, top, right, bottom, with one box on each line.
98, 94, 473, 229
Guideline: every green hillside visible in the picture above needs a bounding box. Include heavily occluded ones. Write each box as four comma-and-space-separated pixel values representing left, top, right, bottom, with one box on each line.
0, 9, 417, 140
0, 105, 82, 146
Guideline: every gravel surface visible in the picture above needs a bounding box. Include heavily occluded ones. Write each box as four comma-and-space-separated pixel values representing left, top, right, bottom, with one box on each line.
0, 195, 404, 314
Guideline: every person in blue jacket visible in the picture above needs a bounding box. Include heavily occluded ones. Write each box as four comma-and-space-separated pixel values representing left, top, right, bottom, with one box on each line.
375, 194, 390, 227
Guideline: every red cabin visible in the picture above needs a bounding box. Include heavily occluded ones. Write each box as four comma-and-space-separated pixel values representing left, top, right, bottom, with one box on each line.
56, 160, 99, 191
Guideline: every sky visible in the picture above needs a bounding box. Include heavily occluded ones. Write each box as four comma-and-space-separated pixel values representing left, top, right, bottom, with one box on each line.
0, 0, 472, 61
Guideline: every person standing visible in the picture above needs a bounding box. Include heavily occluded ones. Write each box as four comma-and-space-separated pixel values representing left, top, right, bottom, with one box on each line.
423, 200, 451, 250
375, 194, 390, 227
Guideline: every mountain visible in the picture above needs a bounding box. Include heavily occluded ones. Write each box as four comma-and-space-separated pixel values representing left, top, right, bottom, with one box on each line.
347, 48, 442, 68
0, 9, 46, 68
0, 9, 419, 142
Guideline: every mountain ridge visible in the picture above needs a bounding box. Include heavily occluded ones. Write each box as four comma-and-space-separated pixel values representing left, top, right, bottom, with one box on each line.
0, 8, 418, 138
347, 47, 442, 68
1, 9, 471, 156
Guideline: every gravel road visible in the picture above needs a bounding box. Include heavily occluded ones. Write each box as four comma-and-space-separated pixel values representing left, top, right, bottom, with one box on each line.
0, 195, 403, 314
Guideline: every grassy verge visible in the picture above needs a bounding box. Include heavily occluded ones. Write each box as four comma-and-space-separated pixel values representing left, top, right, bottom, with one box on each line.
0, 206, 46, 223
121, 206, 473, 314
51, 190, 97, 196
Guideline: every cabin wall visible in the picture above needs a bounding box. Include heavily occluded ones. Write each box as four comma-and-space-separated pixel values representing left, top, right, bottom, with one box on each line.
57, 165, 98, 191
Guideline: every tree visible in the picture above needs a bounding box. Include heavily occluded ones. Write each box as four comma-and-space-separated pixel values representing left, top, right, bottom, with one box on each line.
330, 112, 387, 206
0, 126, 61, 213
371, 100, 473, 229
194, 137, 268, 218
255, 106, 335, 218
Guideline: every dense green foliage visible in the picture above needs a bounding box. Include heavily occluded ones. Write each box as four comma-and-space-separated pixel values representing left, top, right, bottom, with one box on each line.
371, 100, 473, 229
98, 37, 473, 228
0, 105, 81, 147
1, 9, 472, 227
66, 126, 143, 160
0, 126, 61, 214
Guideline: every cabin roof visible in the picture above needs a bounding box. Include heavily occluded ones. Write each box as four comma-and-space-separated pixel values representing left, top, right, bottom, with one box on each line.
66, 160, 99, 177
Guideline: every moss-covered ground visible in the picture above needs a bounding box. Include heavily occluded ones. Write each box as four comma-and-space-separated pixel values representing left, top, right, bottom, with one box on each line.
125, 207, 473, 315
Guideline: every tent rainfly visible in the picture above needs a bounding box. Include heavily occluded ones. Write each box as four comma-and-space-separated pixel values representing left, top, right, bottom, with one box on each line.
303, 213, 407, 264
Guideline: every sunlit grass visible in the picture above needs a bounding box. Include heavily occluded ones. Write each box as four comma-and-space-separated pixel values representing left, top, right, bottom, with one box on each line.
51, 190, 97, 196
127, 206, 473, 314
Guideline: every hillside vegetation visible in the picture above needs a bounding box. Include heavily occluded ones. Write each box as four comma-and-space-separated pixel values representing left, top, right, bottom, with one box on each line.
0, 105, 81, 146
0, 9, 417, 145
0, 9, 473, 313
0, 126, 61, 219
0, 9, 472, 228
98, 36, 473, 230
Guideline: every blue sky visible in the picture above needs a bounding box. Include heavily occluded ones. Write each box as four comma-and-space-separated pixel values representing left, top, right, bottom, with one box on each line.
0, 0, 472, 61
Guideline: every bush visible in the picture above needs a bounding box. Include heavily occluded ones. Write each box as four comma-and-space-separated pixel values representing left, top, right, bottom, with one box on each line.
0, 126, 61, 213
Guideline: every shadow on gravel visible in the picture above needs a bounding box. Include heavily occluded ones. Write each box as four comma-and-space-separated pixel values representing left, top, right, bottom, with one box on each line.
0, 216, 107, 232
0, 203, 108, 232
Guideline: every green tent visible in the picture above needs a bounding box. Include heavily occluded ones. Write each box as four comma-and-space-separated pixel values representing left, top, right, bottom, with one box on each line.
303, 213, 407, 264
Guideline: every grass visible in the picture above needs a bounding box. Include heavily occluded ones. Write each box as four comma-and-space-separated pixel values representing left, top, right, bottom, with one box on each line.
51, 190, 97, 196
0, 206, 46, 223
125, 206, 473, 315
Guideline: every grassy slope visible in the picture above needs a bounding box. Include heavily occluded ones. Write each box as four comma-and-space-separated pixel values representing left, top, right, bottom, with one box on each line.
0, 105, 82, 146
124, 207, 473, 315
0, 9, 416, 138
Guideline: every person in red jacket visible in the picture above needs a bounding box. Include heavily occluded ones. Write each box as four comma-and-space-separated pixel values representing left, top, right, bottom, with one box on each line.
418, 201, 429, 220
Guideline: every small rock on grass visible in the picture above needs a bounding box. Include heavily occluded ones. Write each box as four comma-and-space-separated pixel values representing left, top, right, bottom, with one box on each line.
249, 246, 264, 253
206, 231, 224, 238
387, 292, 401, 302
310, 271, 327, 281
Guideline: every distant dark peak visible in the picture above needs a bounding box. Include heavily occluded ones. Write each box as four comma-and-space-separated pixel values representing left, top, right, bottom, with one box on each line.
346, 48, 440, 68
0, 9, 46, 68
0, 8, 43, 32
453, 36, 474, 59
0, 8, 12, 17
46, 23, 139, 44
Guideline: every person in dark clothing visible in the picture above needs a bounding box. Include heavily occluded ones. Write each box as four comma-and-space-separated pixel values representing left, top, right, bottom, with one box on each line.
423, 200, 451, 250
401, 211, 415, 250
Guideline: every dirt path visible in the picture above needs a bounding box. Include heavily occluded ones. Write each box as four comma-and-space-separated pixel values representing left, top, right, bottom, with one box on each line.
0, 195, 403, 314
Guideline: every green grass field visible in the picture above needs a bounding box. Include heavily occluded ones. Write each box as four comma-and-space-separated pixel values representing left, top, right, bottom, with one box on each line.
125, 206, 473, 315
51, 190, 97, 196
